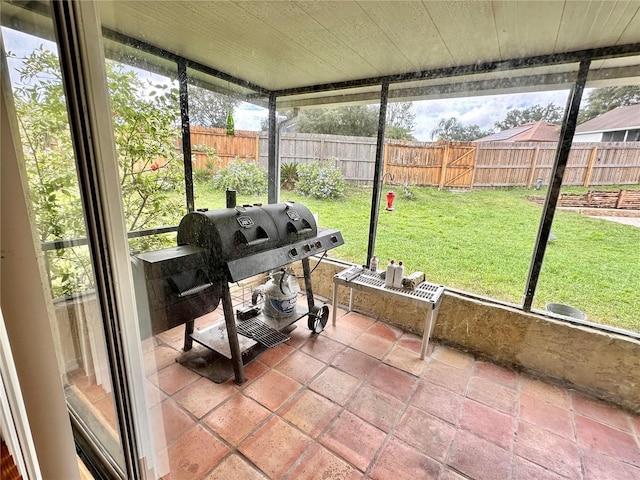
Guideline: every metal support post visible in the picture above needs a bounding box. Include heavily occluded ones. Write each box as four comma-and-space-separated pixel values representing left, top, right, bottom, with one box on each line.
522, 58, 591, 311
366, 83, 389, 267
178, 59, 194, 213
267, 93, 279, 204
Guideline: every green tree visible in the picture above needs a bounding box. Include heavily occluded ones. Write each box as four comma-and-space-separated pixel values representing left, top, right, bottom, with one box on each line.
296, 105, 379, 137
187, 84, 240, 128
578, 86, 640, 123
494, 103, 562, 130
386, 102, 416, 140
13, 46, 185, 295
430, 117, 492, 141
294, 102, 416, 139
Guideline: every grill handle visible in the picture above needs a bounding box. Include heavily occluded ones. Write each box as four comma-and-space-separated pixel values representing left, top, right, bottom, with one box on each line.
168, 269, 214, 298
236, 226, 270, 247
287, 219, 313, 236
177, 282, 214, 298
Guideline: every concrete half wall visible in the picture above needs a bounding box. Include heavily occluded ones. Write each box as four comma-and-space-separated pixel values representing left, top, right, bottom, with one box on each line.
303, 257, 640, 414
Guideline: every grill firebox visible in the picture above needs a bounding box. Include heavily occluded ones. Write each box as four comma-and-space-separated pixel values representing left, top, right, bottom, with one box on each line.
132, 200, 343, 384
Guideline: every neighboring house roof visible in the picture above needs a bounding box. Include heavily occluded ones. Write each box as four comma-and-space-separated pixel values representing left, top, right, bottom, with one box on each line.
476, 121, 560, 142
575, 104, 640, 133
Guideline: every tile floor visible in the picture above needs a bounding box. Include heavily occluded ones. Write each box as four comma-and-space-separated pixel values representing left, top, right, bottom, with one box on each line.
88, 308, 640, 479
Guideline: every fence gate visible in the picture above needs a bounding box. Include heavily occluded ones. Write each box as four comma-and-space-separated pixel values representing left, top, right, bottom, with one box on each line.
439, 142, 476, 189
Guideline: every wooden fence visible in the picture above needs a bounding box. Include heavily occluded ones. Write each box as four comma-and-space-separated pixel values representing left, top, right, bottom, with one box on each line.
386, 141, 640, 188
258, 132, 378, 183
189, 126, 260, 169
185, 127, 640, 188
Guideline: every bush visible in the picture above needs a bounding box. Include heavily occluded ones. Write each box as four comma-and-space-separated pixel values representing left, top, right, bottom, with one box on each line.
280, 162, 299, 190
296, 160, 345, 199
212, 158, 267, 195
193, 167, 213, 183
401, 183, 416, 201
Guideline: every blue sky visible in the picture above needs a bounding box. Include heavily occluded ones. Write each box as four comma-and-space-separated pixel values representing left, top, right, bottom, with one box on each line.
3, 27, 573, 141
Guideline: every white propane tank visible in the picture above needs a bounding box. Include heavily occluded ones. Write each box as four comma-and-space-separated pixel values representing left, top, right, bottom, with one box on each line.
252, 268, 298, 319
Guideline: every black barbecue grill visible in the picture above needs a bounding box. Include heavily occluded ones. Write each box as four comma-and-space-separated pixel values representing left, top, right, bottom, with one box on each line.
132, 199, 343, 384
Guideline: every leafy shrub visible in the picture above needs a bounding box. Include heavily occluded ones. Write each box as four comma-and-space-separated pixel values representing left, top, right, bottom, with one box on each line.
192, 146, 220, 182
280, 162, 299, 190
296, 160, 345, 199
401, 183, 416, 201
212, 158, 267, 195
193, 167, 213, 183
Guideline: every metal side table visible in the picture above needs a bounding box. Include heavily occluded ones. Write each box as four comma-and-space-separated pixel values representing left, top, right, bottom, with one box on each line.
332, 266, 444, 359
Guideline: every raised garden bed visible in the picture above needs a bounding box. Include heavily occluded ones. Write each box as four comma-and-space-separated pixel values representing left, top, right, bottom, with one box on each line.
527, 189, 640, 210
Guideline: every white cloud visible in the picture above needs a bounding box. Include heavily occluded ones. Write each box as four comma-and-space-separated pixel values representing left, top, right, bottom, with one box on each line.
412, 90, 571, 141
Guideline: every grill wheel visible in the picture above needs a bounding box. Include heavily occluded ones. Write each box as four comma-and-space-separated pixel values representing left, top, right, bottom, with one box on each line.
308, 304, 329, 333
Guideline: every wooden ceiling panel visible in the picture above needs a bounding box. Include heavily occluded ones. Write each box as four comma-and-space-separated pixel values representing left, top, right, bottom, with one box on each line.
234, 2, 371, 82
356, 1, 454, 71
101, 2, 335, 89
94, 1, 640, 94
422, 1, 502, 65
554, 1, 640, 51
166, 2, 343, 88
493, 1, 565, 59
617, 6, 640, 44
295, 1, 411, 75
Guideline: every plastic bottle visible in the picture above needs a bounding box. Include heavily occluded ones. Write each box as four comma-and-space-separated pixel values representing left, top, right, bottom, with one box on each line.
369, 256, 378, 272
385, 259, 395, 287
393, 261, 405, 288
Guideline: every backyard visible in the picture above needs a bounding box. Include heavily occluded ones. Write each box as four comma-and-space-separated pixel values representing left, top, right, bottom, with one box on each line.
190, 182, 640, 333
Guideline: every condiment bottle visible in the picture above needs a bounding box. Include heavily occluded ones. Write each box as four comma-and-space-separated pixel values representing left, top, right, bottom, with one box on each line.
393, 261, 404, 288
385, 259, 395, 287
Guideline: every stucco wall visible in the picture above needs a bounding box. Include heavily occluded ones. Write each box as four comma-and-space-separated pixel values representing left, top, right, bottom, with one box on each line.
302, 257, 640, 413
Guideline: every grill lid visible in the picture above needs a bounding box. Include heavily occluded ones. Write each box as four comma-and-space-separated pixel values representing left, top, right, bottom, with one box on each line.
177, 201, 317, 266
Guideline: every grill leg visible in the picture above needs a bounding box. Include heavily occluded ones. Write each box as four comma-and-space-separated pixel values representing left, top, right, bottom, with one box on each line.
183, 320, 194, 351
222, 285, 246, 384
302, 258, 315, 311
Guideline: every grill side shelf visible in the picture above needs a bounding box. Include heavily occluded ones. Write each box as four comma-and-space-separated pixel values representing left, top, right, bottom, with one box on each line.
226, 229, 344, 282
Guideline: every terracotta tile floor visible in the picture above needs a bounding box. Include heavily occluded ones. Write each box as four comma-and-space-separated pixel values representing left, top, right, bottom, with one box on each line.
91, 309, 640, 479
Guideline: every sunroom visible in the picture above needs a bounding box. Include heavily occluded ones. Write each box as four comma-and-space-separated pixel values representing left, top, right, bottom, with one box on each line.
1, 1, 640, 479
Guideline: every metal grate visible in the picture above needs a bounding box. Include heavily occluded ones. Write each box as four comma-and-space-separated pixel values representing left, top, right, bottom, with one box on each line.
236, 318, 290, 348
340, 269, 443, 302
413, 282, 441, 301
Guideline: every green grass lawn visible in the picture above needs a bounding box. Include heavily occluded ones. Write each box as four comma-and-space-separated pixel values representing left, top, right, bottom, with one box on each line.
190, 182, 640, 333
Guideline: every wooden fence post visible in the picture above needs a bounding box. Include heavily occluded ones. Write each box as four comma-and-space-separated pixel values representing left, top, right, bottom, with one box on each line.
583, 146, 598, 188
255, 132, 260, 163
438, 143, 449, 190
527, 146, 541, 188
383, 142, 389, 183
469, 144, 479, 189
